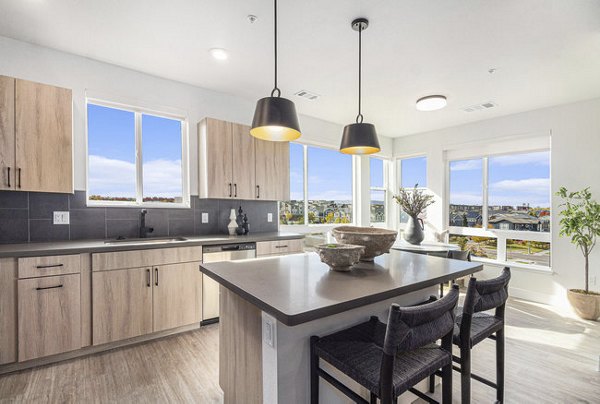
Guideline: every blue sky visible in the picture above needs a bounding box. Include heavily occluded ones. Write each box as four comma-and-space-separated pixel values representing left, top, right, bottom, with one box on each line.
87, 103, 182, 199
401, 157, 427, 188
450, 151, 550, 207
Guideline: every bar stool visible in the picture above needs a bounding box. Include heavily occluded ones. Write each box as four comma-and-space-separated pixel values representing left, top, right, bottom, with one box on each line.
310, 285, 460, 404
430, 267, 511, 403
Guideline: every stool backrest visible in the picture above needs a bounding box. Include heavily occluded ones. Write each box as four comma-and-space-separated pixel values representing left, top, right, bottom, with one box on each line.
383, 285, 459, 355
463, 267, 511, 316
447, 250, 471, 261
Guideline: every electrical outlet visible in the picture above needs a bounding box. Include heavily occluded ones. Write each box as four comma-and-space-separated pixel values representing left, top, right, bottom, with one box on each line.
264, 316, 275, 348
53, 211, 70, 225
201, 212, 209, 223
267, 213, 273, 222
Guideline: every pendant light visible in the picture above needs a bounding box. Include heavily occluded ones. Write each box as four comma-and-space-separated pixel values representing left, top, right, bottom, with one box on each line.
340, 18, 380, 155
250, 0, 301, 141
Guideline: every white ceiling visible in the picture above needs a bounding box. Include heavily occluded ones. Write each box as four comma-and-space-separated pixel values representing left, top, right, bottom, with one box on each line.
1, 0, 599, 138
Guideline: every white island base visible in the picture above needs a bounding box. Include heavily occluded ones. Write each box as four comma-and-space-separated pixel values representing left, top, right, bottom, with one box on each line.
219, 285, 439, 404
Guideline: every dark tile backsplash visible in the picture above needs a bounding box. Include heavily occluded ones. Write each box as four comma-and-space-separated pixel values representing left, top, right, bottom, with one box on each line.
0, 190, 278, 244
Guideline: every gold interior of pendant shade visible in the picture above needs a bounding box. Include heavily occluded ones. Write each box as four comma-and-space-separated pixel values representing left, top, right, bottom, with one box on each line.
339, 145, 380, 155
250, 126, 301, 141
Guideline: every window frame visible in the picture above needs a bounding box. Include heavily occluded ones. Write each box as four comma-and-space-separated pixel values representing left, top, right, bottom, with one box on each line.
395, 154, 429, 230
280, 142, 356, 230
369, 157, 390, 227
446, 143, 552, 271
85, 98, 190, 208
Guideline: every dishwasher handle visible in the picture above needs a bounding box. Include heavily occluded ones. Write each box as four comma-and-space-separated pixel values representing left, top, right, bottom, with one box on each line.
221, 245, 240, 251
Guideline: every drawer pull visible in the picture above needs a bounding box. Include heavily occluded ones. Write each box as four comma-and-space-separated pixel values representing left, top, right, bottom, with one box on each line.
146, 269, 151, 287
17, 168, 21, 189
7, 167, 10, 188
36, 284, 63, 291
155, 267, 159, 286
36, 264, 64, 269
275, 245, 288, 249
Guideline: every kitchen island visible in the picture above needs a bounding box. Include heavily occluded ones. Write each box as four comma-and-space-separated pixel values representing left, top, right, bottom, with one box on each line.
200, 250, 482, 404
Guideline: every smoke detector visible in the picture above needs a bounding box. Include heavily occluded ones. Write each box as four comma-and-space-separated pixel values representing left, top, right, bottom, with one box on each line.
462, 101, 497, 112
294, 90, 320, 101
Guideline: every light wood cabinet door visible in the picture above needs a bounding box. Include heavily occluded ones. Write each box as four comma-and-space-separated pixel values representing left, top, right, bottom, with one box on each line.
92, 268, 152, 345
0, 258, 17, 365
0, 76, 15, 191
199, 118, 233, 198
17, 273, 81, 362
231, 123, 256, 200
153, 262, 202, 332
255, 139, 290, 201
15, 79, 73, 193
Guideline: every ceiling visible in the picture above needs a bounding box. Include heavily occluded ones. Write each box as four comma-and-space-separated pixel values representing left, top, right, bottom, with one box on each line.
1, 0, 599, 138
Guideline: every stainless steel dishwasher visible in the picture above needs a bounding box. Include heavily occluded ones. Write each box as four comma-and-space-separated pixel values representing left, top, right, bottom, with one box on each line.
201, 242, 256, 324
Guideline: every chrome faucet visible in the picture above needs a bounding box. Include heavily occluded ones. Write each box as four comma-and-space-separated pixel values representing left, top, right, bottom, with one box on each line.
139, 209, 154, 238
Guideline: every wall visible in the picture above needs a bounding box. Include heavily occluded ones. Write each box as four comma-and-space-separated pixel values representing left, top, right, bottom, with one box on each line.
393, 97, 600, 305
0, 190, 277, 244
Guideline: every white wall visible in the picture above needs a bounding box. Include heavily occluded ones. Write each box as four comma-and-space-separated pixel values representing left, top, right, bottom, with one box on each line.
393, 98, 600, 305
0, 36, 393, 195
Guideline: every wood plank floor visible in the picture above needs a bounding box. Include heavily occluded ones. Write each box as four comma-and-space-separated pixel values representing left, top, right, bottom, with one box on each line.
0, 297, 598, 403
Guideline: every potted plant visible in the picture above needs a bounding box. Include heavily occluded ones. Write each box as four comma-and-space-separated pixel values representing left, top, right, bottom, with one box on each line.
393, 185, 435, 245
557, 187, 600, 320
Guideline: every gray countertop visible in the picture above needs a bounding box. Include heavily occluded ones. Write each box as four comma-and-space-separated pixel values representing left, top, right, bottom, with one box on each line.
0, 232, 303, 258
200, 250, 483, 326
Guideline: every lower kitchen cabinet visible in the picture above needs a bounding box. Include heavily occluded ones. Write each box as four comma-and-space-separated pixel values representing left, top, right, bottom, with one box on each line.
17, 273, 81, 362
92, 267, 153, 346
153, 262, 202, 332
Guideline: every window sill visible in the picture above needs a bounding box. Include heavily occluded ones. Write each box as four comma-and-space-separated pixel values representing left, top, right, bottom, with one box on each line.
471, 257, 553, 274
87, 201, 191, 209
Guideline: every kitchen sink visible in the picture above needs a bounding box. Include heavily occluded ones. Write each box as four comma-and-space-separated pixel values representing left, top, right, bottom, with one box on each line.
104, 237, 188, 245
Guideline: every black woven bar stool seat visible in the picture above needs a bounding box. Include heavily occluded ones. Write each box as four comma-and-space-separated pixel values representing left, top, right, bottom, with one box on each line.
314, 318, 451, 397
453, 312, 503, 346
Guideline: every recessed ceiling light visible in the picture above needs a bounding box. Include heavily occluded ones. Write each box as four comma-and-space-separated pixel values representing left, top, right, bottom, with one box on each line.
416, 95, 447, 111
209, 48, 228, 61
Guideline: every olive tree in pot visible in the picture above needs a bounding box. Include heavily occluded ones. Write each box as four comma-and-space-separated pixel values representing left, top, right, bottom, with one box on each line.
393, 185, 435, 245
557, 187, 600, 320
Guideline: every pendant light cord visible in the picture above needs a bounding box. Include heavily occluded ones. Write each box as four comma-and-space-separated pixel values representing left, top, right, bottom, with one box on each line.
356, 23, 363, 124
271, 0, 281, 97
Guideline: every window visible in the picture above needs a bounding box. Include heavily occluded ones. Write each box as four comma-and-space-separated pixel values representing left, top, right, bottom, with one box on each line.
279, 144, 354, 225
447, 150, 551, 268
397, 156, 428, 223
370, 158, 386, 224
87, 101, 187, 206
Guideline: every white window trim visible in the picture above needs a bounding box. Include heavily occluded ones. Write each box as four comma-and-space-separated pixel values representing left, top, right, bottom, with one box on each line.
445, 140, 552, 271
85, 97, 190, 208
370, 158, 389, 227
280, 143, 356, 232
395, 155, 429, 231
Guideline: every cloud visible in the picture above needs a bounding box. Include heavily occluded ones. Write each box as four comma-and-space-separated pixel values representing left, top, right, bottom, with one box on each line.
490, 151, 549, 167
490, 178, 549, 193
489, 177, 550, 207
450, 192, 482, 205
450, 159, 482, 171
89, 155, 183, 198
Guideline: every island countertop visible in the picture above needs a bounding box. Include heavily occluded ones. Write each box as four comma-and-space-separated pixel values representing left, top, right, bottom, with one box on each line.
200, 250, 482, 326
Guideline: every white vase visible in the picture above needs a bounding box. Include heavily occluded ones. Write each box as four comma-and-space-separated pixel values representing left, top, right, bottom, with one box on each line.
227, 209, 238, 236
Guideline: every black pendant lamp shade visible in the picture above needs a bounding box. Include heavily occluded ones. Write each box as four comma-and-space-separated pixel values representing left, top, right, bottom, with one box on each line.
251, 96, 301, 141
250, 0, 301, 142
339, 18, 380, 155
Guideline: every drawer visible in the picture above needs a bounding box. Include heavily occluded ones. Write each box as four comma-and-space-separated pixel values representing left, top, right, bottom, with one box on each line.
18, 254, 80, 279
92, 246, 203, 271
256, 241, 279, 256
257, 239, 304, 256
279, 238, 304, 254
18, 273, 81, 361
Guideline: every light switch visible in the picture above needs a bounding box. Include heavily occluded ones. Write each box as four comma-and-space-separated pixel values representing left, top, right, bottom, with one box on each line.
53, 211, 70, 225
267, 213, 273, 222
201, 212, 209, 223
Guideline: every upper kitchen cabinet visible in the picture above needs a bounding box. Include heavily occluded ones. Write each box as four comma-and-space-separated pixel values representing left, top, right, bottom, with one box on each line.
15, 79, 73, 193
0, 76, 15, 191
198, 117, 289, 201
0, 76, 73, 193
255, 138, 289, 201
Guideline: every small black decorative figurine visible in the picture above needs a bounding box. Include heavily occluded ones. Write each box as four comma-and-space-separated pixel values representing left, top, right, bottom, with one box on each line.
242, 213, 250, 235
235, 206, 245, 235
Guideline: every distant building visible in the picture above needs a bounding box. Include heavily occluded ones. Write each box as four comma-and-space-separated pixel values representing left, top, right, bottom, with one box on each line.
488, 213, 541, 231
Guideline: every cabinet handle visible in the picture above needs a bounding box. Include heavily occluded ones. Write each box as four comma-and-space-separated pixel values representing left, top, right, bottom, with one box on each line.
6, 167, 10, 188
17, 168, 21, 189
234, 183, 237, 198
146, 269, 151, 287
36, 284, 63, 291
228, 183, 232, 198
256, 185, 260, 199
155, 267, 159, 286
36, 263, 64, 269
275, 245, 288, 249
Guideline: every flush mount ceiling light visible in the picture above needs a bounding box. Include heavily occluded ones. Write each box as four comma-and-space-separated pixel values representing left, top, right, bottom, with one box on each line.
209, 48, 228, 61
415, 95, 447, 111
250, 0, 301, 142
339, 18, 380, 155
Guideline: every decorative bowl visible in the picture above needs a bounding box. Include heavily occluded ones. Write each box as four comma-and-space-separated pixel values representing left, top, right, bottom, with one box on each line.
315, 243, 365, 272
331, 226, 398, 261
